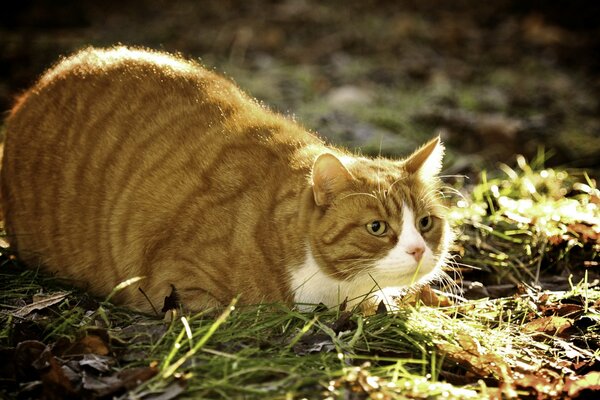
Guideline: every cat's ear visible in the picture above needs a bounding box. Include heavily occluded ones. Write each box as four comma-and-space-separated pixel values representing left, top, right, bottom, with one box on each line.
312, 153, 353, 206
403, 136, 444, 178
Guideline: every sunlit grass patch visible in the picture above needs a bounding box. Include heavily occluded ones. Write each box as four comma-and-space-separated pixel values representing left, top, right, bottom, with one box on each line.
449, 153, 599, 290
2, 260, 600, 398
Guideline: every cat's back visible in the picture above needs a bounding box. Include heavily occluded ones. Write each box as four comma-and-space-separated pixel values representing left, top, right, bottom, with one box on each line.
8, 46, 248, 134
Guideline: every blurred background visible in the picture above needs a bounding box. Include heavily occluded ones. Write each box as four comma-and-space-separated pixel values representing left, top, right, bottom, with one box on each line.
2, 0, 599, 176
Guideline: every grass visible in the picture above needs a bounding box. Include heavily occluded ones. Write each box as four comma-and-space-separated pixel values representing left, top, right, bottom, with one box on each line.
451, 153, 599, 288
0, 157, 598, 399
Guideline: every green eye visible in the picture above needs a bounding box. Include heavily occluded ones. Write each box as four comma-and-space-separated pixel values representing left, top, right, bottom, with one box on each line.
419, 215, 433, 232
366, 220, 388, 236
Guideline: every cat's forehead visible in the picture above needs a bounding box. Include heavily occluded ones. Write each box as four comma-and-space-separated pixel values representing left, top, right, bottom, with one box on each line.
344, 157, 434, 213
346, 157, 405, 186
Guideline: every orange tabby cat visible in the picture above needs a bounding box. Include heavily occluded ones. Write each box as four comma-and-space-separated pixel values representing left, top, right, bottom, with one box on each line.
1, 47, 452, 313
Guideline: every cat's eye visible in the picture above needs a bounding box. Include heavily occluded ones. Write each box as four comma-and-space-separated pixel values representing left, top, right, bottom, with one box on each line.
419, 215, 433, 232
366, 220, 388, 236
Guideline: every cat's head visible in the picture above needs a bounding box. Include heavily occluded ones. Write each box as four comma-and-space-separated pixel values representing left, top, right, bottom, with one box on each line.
307, 137, 451, 299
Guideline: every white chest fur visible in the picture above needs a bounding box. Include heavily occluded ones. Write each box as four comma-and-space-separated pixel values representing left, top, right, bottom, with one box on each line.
290, 247, 374, 308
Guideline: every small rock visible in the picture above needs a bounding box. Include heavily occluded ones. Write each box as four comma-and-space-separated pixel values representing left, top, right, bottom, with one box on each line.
326, 85, 373, 109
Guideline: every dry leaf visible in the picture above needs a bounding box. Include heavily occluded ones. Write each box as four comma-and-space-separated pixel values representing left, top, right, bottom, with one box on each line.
35, 347, 77, 399
541, 303, 584, 318
415, 285, 453, 307
82, 366, 158, 397
161, 284, 180, 312
567, 223, 599, 244
547, 235, 565, 246
564, 371, 600, 398
118, 366, 159, 390
514, 372, 559, 398
330, 311, 355, 334
14, 341, 76, 399
438, 332, 512, 380
292, 333, 334, 355
14, 340, 47, 382
522, 316, 573, 338
12, 292, 69, 318
79, 354, 113, 373
65, 335, 110, 356
376, 300, 388, 315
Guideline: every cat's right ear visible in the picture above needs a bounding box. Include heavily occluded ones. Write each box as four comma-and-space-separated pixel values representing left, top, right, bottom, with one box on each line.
403, 136, 444, 179
312, 153, 353, 206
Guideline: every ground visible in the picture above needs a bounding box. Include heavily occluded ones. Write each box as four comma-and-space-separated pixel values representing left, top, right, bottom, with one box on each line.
0, 1, 599, 399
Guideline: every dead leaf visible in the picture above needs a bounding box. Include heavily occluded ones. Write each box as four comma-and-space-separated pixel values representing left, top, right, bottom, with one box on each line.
330, 311, 355, 334
14, 340, 46, 382
79, 353, 113, 373
415, 285, 453, 307
564, 371, 600, 398
35, 347, 77, 399
118, 366, 159, 390
437, 332, 512, 380
339, 297, 348, 312
567, 223, 599, 244
161, 284, 180, 312
573, 358, 599, 374
12, 292, 69, 318
14, 341, 77, 399
541, 303, 584, 318
65, 335, 110, 356
548, 234, 565, 246
514, 372, 560, 399
522, 316, 573, 338
292, 333, 334, 355
82, 371, 121, 392
82, 366, 158, 397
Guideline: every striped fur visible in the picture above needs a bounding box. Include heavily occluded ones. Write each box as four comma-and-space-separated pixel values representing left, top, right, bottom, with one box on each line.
1, 47, 451, 313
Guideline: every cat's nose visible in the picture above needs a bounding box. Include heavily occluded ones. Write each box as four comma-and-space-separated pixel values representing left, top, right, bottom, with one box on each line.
407, 246, 425, 262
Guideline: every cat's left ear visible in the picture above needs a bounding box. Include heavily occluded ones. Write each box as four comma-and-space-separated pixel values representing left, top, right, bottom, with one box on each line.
403, 136, 444, 178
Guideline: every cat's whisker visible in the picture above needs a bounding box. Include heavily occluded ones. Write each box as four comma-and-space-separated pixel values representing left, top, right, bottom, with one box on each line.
387, 175, 408, 194
443, 253, 474, 269
449, 261, 478, 270
439, 185, 468, 201
439, 174, 469, 179
436, 272, 461, 297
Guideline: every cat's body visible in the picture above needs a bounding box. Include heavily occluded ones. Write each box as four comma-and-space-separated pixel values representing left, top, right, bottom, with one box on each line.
1, 47, 451, 313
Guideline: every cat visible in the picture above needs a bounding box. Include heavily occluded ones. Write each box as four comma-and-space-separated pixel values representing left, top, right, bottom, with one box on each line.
1, 46, 452, 314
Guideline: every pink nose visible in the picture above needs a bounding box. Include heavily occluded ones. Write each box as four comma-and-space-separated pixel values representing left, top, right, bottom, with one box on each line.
407, 246, 425, 262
